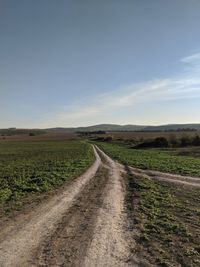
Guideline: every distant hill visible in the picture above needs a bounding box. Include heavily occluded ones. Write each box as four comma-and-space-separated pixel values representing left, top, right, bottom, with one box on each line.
46, 124, 147, 133
0, 128, 46, 136
143, 124, 200, 132
1, 124, 200, 135
46, 123, 200, 133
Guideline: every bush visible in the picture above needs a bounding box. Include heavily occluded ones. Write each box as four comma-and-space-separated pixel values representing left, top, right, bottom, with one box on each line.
180, 135, 191, 147
153, 137, 169, 148
134, 137, 169, 149
104, 136, 113, 142
133, 140, 153, 149
192, 135, 200, 146
169, 134, 178, 147
94, 136, 113, 142
94, 137, 106, 141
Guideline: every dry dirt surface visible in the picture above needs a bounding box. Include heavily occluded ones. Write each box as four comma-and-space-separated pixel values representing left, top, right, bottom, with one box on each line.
0, 146, 136, 267
127, 166, 200, 187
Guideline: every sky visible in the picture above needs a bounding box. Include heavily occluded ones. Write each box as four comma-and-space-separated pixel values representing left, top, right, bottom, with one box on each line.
1, 0, 200, 128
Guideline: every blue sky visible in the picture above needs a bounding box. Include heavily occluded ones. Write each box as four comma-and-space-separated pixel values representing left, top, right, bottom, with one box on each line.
1, 0, 200, 128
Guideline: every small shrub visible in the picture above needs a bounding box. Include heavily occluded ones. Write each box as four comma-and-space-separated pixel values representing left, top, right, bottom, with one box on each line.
153, 137, 169, 148
169, 134, 178, 147
180, 135, 191, 147
104, 136, 113, 142
134, 137, 168, 149
192, 135, 200, 146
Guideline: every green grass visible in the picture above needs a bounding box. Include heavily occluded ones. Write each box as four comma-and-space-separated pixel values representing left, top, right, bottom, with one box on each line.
126, 174, 200, 267
96, 142, 200, 177
95, 142, 200, 265
0, 140, 93, 205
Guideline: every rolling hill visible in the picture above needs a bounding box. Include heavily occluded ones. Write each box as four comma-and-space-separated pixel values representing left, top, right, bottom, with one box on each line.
1, 124, 200, 135
46, 123, 200, 132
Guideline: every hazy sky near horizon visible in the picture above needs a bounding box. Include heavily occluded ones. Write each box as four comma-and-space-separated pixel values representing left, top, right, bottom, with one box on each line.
1, 0, 200, 128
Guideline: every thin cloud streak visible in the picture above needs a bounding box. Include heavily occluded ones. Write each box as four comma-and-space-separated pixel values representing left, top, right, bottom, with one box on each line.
36, 52, 200, 128
181, 52, 200, 63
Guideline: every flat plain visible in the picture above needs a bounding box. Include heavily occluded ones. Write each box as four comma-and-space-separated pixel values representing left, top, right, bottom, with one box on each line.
0, 139, 93, 215
0, 132, 200, 266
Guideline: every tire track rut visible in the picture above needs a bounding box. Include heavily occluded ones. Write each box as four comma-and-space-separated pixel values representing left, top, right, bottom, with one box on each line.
34, 166, 109, 266
0, 146, 132, 267
128, 166, 200, 187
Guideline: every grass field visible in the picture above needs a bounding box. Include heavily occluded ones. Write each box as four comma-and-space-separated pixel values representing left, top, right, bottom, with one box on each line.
0, 140, 93, 207
167, 146, 200, 158
96, 141, 200, 265
0, 132, 79, 141
126, 174, 200, 266
96, 142, 200, 177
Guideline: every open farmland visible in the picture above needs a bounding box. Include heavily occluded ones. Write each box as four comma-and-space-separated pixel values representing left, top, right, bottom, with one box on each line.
126, 174, 200, 266
96, 142, 200, 177
0, 144, 132, 266
0, 132, 79, 141
93, 142, 200, 266
0, 140, 93, 212
96, 130, 200, 141
0, 140, 200, 266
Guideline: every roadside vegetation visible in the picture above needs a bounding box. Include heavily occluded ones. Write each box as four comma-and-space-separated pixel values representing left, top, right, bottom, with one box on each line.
96, 142, 200, 177
90, 131, 200, 148
94, 134, 200, 266
132, 134, 200, 149
0, 140, 93, 214
126, 174, 200, 267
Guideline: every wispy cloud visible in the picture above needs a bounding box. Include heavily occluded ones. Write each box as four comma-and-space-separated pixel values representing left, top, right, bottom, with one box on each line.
181, 52, 200, 64
36, 52, 200, 127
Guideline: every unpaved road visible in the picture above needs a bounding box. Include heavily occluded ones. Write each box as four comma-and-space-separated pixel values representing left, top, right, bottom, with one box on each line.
0, 146, 134, 267
0, 145, 199, 267
127, 166, 200, 187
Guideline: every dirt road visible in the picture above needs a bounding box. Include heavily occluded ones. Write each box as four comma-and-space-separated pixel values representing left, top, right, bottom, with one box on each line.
0, 146, 134, 267
127, 166, 200, 187
1, 145, 199, 267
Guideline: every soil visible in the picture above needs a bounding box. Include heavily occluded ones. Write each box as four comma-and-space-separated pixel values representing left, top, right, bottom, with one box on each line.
0, 146, 135, 267
1, 145, 198, 266
127, 166, 200, 187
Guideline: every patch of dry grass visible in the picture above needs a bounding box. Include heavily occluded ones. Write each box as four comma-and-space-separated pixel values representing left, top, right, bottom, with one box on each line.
126, 174, 200, 267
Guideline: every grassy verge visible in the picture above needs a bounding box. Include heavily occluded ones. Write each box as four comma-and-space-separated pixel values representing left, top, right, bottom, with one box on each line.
0, 140, 93, 214
126, 174, 200, 267
96, 142, 200, 177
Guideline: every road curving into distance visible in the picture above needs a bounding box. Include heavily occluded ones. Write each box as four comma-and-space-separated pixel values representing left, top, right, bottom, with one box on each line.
0, 145, 135, 267
0, 144, 199, 267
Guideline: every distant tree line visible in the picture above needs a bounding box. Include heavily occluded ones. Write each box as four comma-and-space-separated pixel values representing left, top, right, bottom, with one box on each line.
77, 131, 106, 136
93, 136, 113, 142
134, 135, 200, 149
164, 128, 197, 132
137, 128, 197, 133
0, 129, 45, 136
